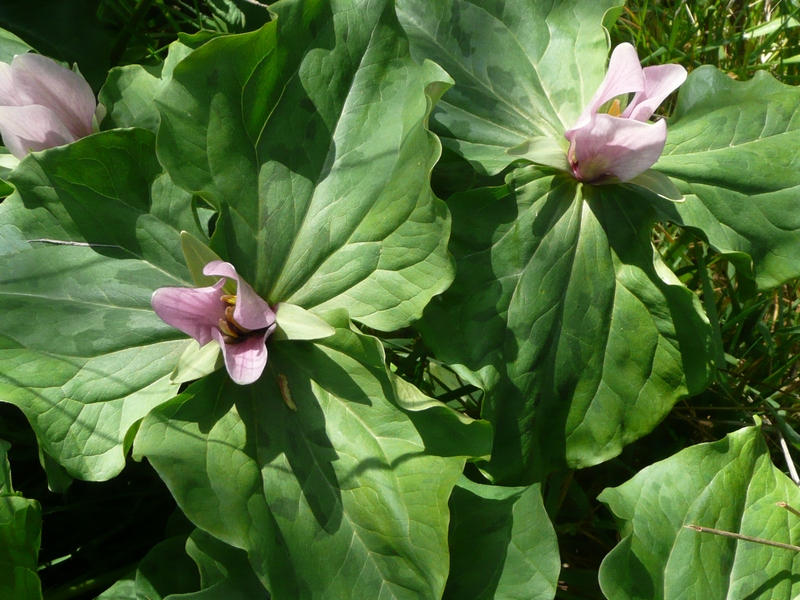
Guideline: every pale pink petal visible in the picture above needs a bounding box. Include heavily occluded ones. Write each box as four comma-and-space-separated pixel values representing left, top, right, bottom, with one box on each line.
0, 105, 76, 159
213, 328, 269, 385
569, 43, 644, 132
623, 63, 687, 121
568, 115, 667, 182
0, 62, 23, 106
203, 259, 237, 281
204, 260, 275, 331
11, 54, 95, 139
151, 281, 227, 346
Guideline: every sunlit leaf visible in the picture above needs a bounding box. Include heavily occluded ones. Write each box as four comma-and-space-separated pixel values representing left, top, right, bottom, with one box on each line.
599, 423, 800, 599
396, 0, 624, 174
0, 129, 200, 480
655, 67, 800, 289
156, 0, 454, 331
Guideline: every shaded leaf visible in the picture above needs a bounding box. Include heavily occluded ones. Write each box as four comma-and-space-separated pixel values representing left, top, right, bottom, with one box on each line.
421, 167, 713, 483
135, 310, 482, 599
0, 439, 42, 600
99, 529, 270, 600
99, 42, 193, 132
445, 476, 559, 600
177, 528, 270, 599
599, 424, 800, 600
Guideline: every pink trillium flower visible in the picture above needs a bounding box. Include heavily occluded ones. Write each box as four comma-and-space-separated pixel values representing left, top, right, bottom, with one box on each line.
0, 54, 98, 159
564, 43, 687, 183
152, 261, 277, 385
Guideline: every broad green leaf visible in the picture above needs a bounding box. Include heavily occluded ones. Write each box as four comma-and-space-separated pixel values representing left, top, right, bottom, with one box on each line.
273, 303, 336, 341
178, 529, 270, 599
180, 231, 228, 289
396, 0, 624, 175
421, 167, 714, 483
99, 42, 193, 132
445, 476, 559, 600
156, 0, 454, 331
0, 439, 43, 600
0, 129, 202, 480
654, 67, 800, 289
135, 310, 485, 600
599, 424, 800, 600
96, 578, 137, 600
170, 340, 223, 386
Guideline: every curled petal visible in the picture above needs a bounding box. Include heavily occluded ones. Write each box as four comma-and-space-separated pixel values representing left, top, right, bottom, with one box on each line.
0, 105, 77, 159
568, 115, 667, 182
151, 281, 226, 346
204, 260, 276, 331
10, 54, 95, 139
623, 63, 687, 122
213, 328, 271, 385
570, 43, 644, 132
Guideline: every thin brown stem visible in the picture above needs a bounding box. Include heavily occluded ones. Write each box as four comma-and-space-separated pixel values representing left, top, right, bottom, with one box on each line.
685, 525, 800, 553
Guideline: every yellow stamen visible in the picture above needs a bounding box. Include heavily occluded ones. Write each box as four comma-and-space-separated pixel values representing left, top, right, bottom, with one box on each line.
221, 294, 237, 305
607, 99, 622, 117
224, 305, 252, 333
218, 319, 238, 338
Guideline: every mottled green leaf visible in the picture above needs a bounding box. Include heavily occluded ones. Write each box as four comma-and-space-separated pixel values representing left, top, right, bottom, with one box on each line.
445, 476, 559, 600
421, 167, 714, 483
156, 0, 454, 330
0, 130, 201, 480
396, 0, 624, 174
135, 310, 482, 600
599, 424, 800, 600
653, 67, 800, 289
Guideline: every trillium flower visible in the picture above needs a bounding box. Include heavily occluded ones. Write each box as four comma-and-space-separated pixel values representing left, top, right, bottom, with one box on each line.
0, 54, 99, 159
152, 260, 277, 385
564, 43, 687, 183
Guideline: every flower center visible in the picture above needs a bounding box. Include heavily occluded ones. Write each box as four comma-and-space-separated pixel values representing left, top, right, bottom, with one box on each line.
218, 294, 254, 344
606, 98, 622, 117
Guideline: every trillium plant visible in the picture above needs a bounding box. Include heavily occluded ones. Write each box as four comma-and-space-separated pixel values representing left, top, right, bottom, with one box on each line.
2, 1, 800, 599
